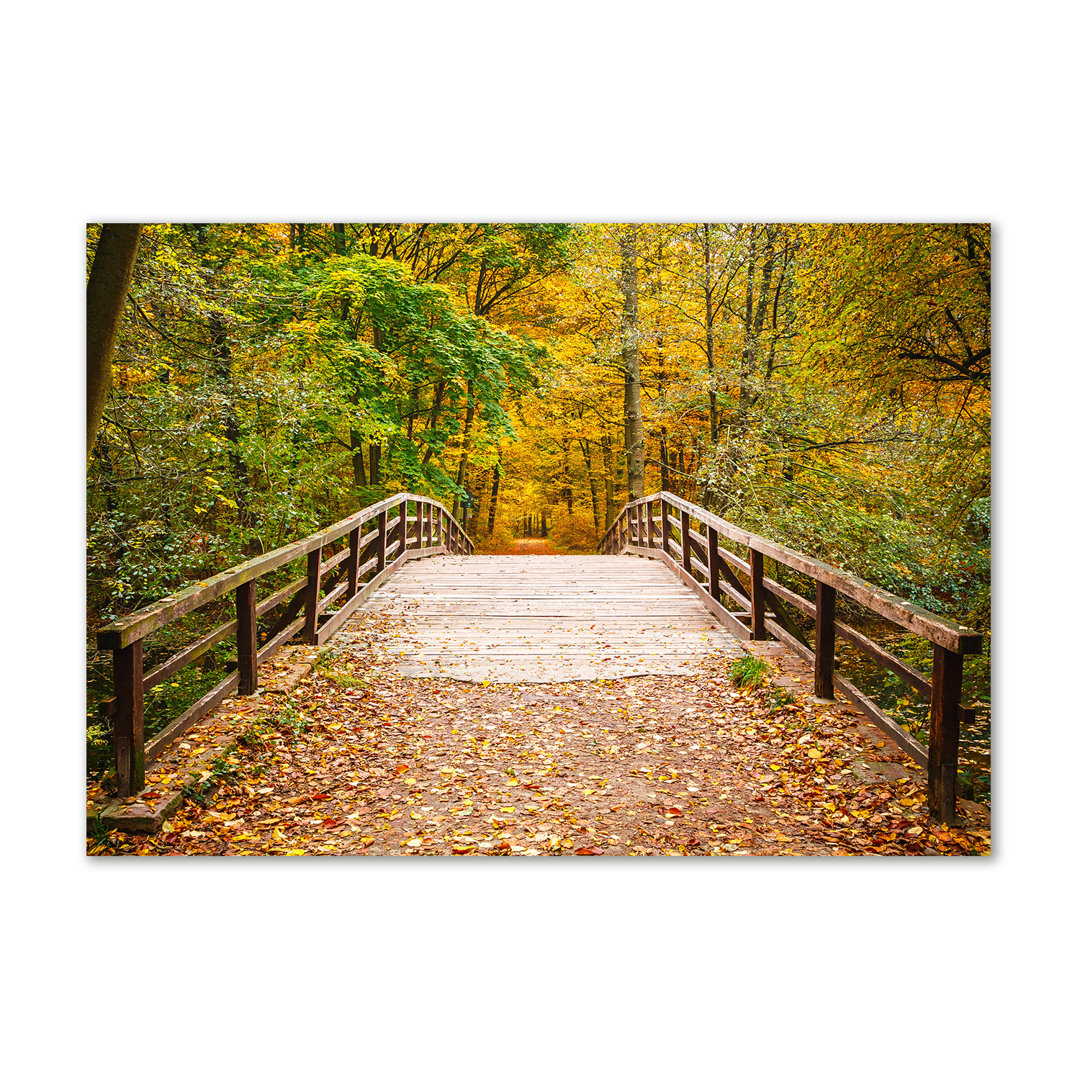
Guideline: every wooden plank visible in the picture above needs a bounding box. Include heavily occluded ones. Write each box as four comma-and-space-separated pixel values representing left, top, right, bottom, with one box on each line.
346, 524, 361, 597
833, 672, 930, 768
236, 580, 257, 695
143, 616, 239, 693
625, 545, 751, 640
749, 548, 766, 640
928, 645, 963, 823
303, 547, 323, 644
144, 671, 240, 763
317, 578, 350, 615
113, 641, 145, 797
834, 619, 932, 698
814, 582, 836, 699
315, 544, 448, 644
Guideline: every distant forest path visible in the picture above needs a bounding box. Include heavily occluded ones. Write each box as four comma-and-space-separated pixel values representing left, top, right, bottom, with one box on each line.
507, 538, 561, 555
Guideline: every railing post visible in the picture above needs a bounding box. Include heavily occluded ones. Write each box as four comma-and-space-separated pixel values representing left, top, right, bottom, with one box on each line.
377, 509, 387, 572
113, 640, 145, 797
749, 548, 766, 640
424, 502, 432, 548
648, 498, 656, 547
706, 525, 721, 600
399, 499, 409, 554
635, 504, 643, 546
661, 497, 671, 556
346, 524, 361, 597
928, 645, 963, 824
304, 546, 323, 644
814, 581, 835, 699
680, 508, 692, 573
236, 579, 257, 695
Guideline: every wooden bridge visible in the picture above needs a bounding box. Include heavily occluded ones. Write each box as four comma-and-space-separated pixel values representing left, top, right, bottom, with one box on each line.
95, 491, 982, 825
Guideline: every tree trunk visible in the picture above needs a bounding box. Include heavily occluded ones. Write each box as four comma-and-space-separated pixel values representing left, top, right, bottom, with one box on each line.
86, 223, 142, 460
619, 228, 644, 501
579, 439, 601, 531
703, 223, 719, 445
487, 459, 501, 535
453, 381, 475, 519
208, 311, 251, 530
600, 434, 617, 528
349, 387, 368, 486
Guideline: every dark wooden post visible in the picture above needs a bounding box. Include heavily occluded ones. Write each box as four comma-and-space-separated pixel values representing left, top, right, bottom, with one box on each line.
814, 582, 836, 699
661, 497, 672, 556
680, 509, 692, 573
376, 509, 387, 572
304, 546, 323, 644
399, 500, 409, 554
236, 580, 257, 695
749, 548, 766, 640
707, 526, 721, 600
648, 498, 656, 547
635, 504, 643, 546
346, 524, 361, 597
928, 645, 963, 824
113, 640, 145, 797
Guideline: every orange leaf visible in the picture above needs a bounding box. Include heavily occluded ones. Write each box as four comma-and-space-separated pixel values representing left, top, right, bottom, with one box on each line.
574, 846, 604, 855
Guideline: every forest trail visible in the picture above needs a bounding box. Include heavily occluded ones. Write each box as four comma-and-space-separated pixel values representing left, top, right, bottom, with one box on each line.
508, 538, 562, 554
340, 554, 743, 682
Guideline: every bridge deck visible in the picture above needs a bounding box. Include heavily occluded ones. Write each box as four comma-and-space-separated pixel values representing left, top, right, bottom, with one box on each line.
343, 554, 743, 681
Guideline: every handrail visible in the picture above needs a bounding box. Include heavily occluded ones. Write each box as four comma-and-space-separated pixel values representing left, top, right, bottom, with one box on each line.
600, 491, 982, 824
97, 493, 473, 796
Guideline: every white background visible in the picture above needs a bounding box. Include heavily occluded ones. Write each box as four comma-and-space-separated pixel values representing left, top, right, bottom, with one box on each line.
4, 2, 1071, 1076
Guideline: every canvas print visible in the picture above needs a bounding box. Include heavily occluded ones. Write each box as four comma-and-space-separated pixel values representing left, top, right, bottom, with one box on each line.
86, 223, 990, 856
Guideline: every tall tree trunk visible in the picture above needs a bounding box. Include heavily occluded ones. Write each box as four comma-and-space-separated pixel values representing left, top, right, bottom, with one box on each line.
600, 434, 617, 528
561, 439, 573, 517
579, 439, 601, 531
208, 312, 251, 531
350, 390, 368, 487
619, 227, 644, 500
368, 442, 381, 485
487, 459, 501, 535
86, 223, 142, 460
703, 223, 719, 445
453, 381, 475, 519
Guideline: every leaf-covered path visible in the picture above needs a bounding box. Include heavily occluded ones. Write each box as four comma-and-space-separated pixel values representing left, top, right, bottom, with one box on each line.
89, 610, 989, 857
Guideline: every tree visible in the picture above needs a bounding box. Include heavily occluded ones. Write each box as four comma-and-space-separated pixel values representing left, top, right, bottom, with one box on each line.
87, 223, 142, 459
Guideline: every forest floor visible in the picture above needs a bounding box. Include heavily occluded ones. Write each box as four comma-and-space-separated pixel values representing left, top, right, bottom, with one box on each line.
88, 612, 990, 857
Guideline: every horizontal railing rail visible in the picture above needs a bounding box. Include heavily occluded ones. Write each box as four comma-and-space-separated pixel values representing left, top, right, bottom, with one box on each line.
96, 493, 473, 797
600, 491, 982, 824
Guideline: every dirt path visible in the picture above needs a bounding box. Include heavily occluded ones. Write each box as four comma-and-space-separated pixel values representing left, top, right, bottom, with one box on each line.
508, 538, 561, 554
89, 612, 990, 857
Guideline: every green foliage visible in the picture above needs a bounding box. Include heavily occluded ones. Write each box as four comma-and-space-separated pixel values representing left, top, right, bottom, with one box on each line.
731, 655, 771, 690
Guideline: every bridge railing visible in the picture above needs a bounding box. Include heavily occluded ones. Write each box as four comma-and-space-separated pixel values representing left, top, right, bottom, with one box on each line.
96, 493, 472, 797
601, 491, 982, 824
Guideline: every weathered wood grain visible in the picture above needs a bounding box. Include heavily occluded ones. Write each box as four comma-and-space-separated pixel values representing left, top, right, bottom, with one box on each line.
348, 554, 743, 681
